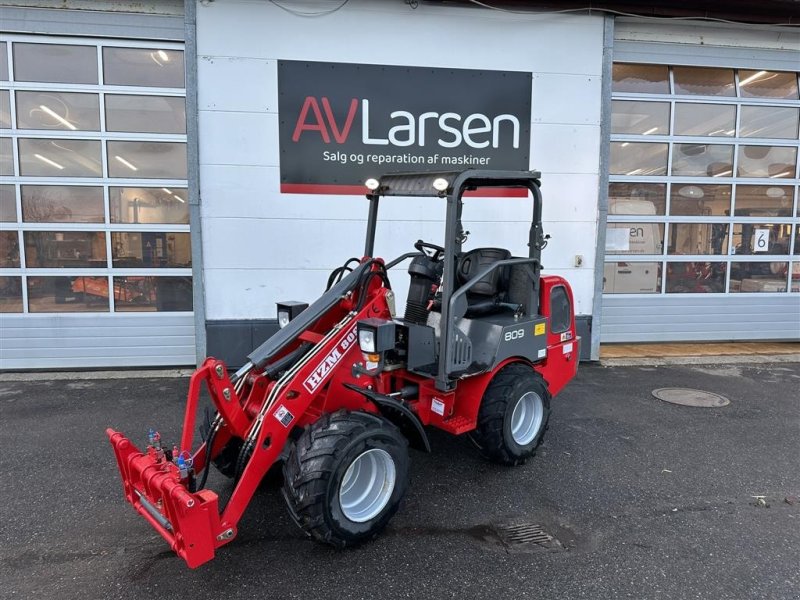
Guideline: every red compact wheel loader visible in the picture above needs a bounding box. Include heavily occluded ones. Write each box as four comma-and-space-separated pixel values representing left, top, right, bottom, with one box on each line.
107, 169, 580, 568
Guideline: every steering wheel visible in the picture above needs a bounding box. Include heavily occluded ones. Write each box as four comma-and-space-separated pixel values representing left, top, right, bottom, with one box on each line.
414, 239, 445, 261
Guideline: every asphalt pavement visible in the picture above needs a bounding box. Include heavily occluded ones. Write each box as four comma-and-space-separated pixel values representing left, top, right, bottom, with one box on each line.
1, 361, 798, 600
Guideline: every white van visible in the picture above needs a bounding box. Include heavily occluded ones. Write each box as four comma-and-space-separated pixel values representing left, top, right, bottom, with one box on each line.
603, 199, 662, 293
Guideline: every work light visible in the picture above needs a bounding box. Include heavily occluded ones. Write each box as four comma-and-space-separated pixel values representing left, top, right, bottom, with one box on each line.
357, 318, 396, 354
365, 178, 380, 191
432, 177, 449, 192
277, 301, 308, 328
358, 328, 376, 353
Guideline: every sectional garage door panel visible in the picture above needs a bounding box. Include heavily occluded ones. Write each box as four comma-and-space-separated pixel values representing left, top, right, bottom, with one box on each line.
0, 313, 195, 369
601, 295, 800, 342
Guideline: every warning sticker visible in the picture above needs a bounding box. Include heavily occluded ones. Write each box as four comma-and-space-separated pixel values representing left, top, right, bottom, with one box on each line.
273, 405, 294, 428
534, 323, 546, 336
560, 331, 573, 342
431, 397, 446, 416
537, 348, 547, 359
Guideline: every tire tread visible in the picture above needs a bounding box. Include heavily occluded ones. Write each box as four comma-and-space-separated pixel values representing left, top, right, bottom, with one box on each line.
472, 363, 551, 466
283, 410, 408, 548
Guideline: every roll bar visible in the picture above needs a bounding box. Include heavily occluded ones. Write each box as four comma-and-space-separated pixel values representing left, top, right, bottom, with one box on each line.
364, 169, 546, 391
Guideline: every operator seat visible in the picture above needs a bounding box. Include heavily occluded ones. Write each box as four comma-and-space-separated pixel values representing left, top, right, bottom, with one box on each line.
455, 248, 511, 317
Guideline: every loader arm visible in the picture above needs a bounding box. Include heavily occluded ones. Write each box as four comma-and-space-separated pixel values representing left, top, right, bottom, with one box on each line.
107, 262, 393, 568
245, 261, 371, 370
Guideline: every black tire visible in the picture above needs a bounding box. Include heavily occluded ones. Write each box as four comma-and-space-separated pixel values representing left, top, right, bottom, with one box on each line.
471, 363, 551, 466
282, 410, 409, 548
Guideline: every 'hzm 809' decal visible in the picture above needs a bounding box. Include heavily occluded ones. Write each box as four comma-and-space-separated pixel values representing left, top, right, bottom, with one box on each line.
303, 326, 358, 393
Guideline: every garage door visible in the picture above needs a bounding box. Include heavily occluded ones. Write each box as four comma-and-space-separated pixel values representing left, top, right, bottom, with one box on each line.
0, 34, 195, 369
601, 38, 800, 342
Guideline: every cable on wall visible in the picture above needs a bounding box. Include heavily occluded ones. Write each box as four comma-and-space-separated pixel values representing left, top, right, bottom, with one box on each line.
268, 0, 351, 17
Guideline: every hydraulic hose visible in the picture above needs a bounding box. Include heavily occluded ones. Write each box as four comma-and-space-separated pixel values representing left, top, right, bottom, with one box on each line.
195, 422, 217, 491
326, 257, 361, 290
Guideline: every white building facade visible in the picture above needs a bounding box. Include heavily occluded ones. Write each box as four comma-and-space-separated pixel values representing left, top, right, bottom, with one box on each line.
1, 0, 798, 369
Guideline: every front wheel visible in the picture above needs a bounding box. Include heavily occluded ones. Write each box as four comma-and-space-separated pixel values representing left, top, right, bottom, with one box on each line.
471, 363, 551, 466
282, 410, 409, 548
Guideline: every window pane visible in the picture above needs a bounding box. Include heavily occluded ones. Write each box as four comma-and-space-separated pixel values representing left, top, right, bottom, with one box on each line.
105, 95, 185, 134
668, 223, 729, 255
24, 231, 107, 268
0, 43, 8, 81
111, 232, 191, 268
672, 144, 734, 177
737, 146, 797, 179
27, 276, 109, 312
740, 106, 799, 139
0, 90, 10, 128
670, 184, 731, 216
0, 277, 23, 313
665, 262, 726, 293
21, 185, 104, 223
734, 185, 794, 217
732, 223, 792, 255
0, 231, 20, 267
673, 103, 735, 136
0, 137, 12, 176
103, 47, 184, 88
605, 223, 664, 255
113, 276, 192, 312
13, 43, 98, 85
15, 91, 100, 131
612, 64, 669, 94
609, 183, 666, 215
110, 187, 188, 224
610, 142, 668, 176
673, 67, 735, 96
603, 262, 661, 294
738, 70, 799, 100
0, 184, 16, 222
611, 101, 669, 135
731, 263, 791, 292
107, 141, 186, 179
18, 138, 102, 177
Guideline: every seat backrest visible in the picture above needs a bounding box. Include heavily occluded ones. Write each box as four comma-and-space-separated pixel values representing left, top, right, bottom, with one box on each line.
456, 248, 511, 297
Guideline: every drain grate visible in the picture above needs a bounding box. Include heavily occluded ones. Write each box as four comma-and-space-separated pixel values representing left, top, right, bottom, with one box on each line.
652, 387, 730, 408
493, 522, 563, 552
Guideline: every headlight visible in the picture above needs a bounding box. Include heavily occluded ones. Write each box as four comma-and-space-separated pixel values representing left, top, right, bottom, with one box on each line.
358, 329, 376, 353
357, 319, 396, 354
432, 177, 449, 192
276, 301, 308, 329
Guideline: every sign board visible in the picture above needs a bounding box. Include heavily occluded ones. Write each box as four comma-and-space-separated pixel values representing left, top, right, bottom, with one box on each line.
753, 228, 770, 252
605, 227, 630, 252
277, 60, 532, 194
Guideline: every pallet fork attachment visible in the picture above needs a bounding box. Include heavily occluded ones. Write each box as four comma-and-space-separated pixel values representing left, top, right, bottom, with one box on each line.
106, 430, 223, 568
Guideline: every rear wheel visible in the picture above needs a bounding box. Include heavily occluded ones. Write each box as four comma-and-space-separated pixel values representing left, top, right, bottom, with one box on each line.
471, 363, 551, 466
282, 410, 409, 548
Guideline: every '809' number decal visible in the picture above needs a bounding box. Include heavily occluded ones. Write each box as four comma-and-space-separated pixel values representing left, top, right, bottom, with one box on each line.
504, 328, 524, 342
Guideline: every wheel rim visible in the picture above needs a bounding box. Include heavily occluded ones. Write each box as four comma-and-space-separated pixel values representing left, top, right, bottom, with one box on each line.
339, 448, 396, 523
510, 391, 544, 446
